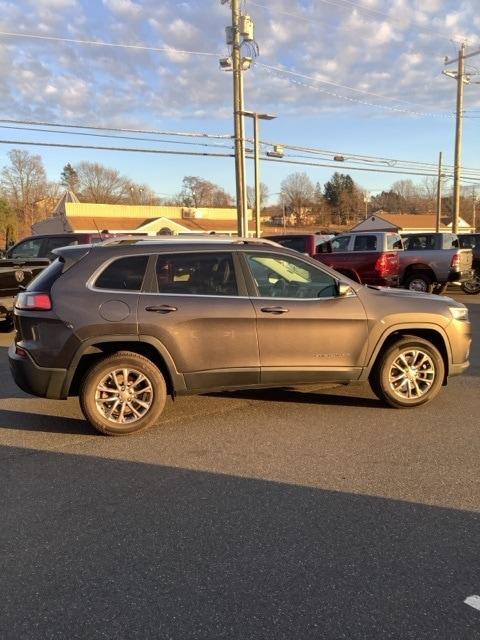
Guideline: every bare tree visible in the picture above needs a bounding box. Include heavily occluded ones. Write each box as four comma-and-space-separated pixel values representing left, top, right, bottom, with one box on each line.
75, 162, 132, 203
127, 183, 159, 205
246, 182, 269, 210
280, 172, 315, 223
179, 176, 233, 208
0, 149, 49, 231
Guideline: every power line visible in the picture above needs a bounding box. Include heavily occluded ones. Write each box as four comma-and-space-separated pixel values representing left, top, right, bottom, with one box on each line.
262, 153, 480, 182
2, 137, 480, 183
0, 139, 234, 158
0, 30, 219, 57
267, 141, 480, 177
3, 117, 480, 179
0, 118, 233, 139
257, 63, 455, 117
0, 124, 235, 150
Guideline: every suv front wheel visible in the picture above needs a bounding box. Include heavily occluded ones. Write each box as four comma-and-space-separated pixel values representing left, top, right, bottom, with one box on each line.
369, 336, 445, 408
80, 351, 167, 435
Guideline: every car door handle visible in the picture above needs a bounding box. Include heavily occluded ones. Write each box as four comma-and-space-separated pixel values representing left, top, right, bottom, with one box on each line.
260, 306, 289, 314
145, 305, 178, 314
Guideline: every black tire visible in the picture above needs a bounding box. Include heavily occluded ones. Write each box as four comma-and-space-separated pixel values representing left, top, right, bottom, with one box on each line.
461, 270, 480, 295
403, 272, 434, 293
80, 351, 167, 436
369, 336, 445, 408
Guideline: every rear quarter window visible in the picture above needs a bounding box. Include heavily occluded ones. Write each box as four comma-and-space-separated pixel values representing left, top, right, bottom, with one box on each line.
26, 259, 64, 291
94, 255, 149, 291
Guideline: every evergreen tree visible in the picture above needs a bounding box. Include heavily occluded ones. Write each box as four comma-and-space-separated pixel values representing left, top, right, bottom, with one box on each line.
60, 163, 79, 191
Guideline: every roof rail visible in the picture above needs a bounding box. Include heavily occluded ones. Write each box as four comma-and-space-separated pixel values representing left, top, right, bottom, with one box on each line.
98, 235, 281, 247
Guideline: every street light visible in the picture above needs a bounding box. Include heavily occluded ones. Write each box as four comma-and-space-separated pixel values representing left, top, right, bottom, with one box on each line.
241, 110, 276, 237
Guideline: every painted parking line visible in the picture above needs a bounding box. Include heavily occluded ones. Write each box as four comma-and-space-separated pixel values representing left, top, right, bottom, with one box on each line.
464, 595, 480, 611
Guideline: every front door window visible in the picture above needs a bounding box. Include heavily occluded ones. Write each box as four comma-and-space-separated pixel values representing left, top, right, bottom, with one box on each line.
246, 253, 337, 298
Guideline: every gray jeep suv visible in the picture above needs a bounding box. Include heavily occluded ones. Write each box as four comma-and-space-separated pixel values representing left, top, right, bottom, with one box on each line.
9, 238, 471, 435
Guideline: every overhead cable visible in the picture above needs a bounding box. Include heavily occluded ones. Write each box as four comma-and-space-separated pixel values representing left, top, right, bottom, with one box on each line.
0, 30, 219, 57
2, 137, 480, 182
0, 118, 233, 139
257, 63, 454, 118
0, 125, 235, 149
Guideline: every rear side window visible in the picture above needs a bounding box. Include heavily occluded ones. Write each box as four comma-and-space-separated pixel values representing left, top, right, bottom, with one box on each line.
155, 252, 238, 296
95, 255, 148, 291
353, 235, 377, 251
26, 259, 64, 291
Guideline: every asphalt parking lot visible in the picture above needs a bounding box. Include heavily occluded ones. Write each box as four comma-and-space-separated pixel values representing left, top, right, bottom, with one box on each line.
1, 292, 479, 639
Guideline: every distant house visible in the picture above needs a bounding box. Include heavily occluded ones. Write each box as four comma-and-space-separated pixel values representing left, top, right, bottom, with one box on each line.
351, 211, 475, 234
32, 197, 254, 236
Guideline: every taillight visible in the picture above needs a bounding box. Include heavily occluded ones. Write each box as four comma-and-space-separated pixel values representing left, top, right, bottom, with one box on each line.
374, 252, 399, 277
15, 292, 52, 311
451, 254, 460, 270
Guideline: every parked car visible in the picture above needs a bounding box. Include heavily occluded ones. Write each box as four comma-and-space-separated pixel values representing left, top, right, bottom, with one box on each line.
263, 233, 334, 257
312, 231, 403, 287
0, 233, 106, 326
458, 233, 480, 294
9, 238, 470, 435
400, 232, 473, 293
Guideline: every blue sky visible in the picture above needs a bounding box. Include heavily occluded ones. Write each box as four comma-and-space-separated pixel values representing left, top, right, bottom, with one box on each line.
0, 0, 479, 202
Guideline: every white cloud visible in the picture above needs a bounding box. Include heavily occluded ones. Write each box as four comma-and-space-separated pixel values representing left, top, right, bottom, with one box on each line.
102, 0, 142, 19
0, 0, 477, 125
168, 18, 199, 41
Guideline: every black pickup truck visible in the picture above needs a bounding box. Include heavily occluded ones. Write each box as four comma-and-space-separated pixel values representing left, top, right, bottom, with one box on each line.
0, 233, 104, 326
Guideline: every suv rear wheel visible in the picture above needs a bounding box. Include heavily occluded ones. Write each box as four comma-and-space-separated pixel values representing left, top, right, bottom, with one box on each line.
369, 336, 444, 408
80, 351, 167, 435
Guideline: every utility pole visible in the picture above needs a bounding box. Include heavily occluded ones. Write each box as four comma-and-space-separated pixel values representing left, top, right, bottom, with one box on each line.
435, 151, 443, 232
473, 186, 477, 231
221, 1, 258, 236
452, 43, 465, 234
444, 43, 480, 233
230, 0, 247, 236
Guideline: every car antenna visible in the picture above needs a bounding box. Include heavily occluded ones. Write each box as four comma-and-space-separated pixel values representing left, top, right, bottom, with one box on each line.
92, 218, 104, 240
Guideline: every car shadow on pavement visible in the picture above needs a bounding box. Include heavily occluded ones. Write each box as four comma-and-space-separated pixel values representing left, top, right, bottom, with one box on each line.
209, 386, 382, 409
0, 409, 92, 435
1, 445, 479, 639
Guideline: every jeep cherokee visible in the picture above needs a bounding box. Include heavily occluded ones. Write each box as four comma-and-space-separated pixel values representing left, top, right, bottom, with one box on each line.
8, 239, 471, 435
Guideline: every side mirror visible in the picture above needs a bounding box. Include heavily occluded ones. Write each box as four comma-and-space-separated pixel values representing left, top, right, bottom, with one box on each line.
337, 282, 355, 297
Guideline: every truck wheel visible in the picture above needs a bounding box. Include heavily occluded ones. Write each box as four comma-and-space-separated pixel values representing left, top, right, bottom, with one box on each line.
461, 270, 480, 295
80, 351, 167, 436
403, 272, 434, 293
369, 336, 444, 408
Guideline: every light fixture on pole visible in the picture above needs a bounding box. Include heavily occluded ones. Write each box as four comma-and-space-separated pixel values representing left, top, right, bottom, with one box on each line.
241, 110, 277, 238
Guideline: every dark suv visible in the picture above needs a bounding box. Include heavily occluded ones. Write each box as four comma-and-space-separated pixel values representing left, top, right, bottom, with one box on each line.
9, 239, 471, 435
0, 233, 106, 324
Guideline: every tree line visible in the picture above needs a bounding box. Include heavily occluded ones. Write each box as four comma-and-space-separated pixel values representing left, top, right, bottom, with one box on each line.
1, 148, 477, 243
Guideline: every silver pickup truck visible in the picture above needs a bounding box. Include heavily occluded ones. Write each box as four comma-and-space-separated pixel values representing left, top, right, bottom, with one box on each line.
400, 232, 473, 293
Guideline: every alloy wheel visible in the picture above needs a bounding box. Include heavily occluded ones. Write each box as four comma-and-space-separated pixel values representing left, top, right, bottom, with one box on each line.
95, 367, 154, 424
